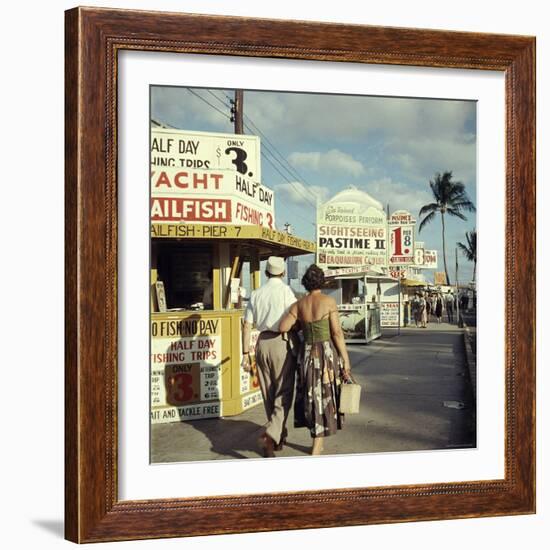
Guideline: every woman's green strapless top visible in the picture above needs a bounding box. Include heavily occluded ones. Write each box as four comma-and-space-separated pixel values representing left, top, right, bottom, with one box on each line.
303, 318, 331, 344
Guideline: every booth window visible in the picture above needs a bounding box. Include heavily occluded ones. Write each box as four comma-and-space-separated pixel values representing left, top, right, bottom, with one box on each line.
154, 242, 213, 310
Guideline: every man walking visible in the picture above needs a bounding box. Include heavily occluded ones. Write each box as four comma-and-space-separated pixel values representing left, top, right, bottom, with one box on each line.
445, 289, 454, 323
241, 256, 298, 457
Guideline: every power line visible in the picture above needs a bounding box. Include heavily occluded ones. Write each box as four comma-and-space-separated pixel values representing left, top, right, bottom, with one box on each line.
243, 114, 318, 196
202, 89, 318, 207
185, 88, 231, 122
160, 88, 317, 221
257, 146, 317, 208
204, 89, 232, 110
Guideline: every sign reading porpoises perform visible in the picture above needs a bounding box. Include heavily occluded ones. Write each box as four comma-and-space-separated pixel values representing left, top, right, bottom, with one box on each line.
151, 127, 275, 228
150, 317, 223, 424
317, 188, 387, 268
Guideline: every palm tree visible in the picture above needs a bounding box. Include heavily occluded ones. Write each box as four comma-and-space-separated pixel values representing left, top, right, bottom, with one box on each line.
458, 229, 477, 281
418, 171, 476, 285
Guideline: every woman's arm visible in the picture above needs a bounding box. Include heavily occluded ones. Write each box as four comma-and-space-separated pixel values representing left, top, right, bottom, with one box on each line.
328, 304, 351, 378
279, 302, 299, 333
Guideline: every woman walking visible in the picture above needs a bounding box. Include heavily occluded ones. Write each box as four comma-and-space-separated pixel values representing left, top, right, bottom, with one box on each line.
419, 291, 428, 328
279, 265, 351, 455
435, 293, 443, 324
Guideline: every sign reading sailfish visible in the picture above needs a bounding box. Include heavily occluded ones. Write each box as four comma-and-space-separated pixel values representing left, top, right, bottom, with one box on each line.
317, 188, 388, 268
150, 127, 275, 229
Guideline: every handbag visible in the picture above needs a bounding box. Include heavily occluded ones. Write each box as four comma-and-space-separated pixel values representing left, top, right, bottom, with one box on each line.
339, 374, 362, 414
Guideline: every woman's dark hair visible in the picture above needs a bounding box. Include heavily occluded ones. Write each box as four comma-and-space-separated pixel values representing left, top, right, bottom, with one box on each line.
302, 264, 325, 292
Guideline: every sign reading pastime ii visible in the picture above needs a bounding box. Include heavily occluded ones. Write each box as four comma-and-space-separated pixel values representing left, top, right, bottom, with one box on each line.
151, 127, 275, 228
317, 189, 387, 268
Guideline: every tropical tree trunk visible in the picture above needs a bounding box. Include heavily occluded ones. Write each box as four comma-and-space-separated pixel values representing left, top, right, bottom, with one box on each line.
473, 259, 476, 282
441, 211, 449, 285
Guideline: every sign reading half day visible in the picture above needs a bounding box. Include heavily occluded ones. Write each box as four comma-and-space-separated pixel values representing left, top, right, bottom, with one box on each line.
151, 128, 274, 228
388, 210, 416, 266
150, 316, 223, 424
317, 189, 387, 268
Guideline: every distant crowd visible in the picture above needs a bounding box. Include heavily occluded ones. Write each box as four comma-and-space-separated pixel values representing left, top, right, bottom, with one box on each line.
410, 289, 473, 327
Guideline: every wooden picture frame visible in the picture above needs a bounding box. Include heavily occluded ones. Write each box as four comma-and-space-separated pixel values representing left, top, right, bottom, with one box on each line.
65, 6, 536, 543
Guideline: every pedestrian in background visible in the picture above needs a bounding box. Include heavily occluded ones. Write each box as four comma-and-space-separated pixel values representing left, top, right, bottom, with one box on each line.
435, 293, 443, 323
242, 256, 298, 457
426, 294, 432, 317
430, 294, 437, 320
419, 291, 428, 328
279, 264, 351, 456
445, 290, 454, 323
411, 292, 420, 327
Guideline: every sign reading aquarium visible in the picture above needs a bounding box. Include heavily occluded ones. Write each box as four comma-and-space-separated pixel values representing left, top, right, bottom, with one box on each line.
317, 189, 387, 268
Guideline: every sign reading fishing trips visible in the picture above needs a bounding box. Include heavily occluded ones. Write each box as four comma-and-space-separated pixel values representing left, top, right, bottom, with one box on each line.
151, 128, 274, 228
150, 316, 223, 423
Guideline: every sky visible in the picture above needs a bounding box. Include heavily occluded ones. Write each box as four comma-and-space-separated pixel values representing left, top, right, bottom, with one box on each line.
151, 86, 477, 284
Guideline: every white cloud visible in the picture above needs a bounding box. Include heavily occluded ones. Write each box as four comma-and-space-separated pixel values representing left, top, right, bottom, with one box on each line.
362, 177, 433, 217
391, 137, 477, 186
288, 149, 365, 177
274, 181, 330, 207
245, 91, 475, 144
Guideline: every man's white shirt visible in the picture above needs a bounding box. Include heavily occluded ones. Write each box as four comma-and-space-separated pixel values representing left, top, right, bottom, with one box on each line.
243, 277, 297, 332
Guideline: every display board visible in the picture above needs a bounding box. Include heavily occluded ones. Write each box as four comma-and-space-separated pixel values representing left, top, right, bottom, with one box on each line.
317, 188, 387, 269
150, 316, 223, 423
388, 210, 416, 266
151, 128, 275, 228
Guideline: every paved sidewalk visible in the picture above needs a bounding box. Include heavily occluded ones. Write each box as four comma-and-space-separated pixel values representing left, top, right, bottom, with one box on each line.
151, 321, 475, 463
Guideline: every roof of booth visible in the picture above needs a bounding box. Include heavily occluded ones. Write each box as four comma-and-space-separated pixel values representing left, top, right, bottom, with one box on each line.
151, 223, 315, 258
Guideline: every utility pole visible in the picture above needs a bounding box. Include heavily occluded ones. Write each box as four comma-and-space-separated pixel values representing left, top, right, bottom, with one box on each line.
231, 90, 244, 134
455, 247, 460, 326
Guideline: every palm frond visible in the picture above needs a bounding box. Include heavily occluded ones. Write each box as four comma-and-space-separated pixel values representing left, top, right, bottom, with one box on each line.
447, 208, 467, 221
457, 229, 477, 262
418, 210, 436, 233
451, 198, 476, 212
418, 203, 439, 217
457, 241, 475, 261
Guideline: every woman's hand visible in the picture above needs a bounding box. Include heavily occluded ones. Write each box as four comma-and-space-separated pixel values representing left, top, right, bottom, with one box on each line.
340, 358, 352, 381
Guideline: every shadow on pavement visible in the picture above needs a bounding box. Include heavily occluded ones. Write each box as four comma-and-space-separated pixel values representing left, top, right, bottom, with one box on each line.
192, 417, 264, 459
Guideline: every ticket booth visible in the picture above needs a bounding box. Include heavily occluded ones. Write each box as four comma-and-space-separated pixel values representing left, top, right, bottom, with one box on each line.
150, 223, 315, 424
323, 268, 387, 344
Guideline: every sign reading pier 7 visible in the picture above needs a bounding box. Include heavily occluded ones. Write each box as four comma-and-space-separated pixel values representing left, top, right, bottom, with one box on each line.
317, 188, 388, 268
151, 127, 274, 228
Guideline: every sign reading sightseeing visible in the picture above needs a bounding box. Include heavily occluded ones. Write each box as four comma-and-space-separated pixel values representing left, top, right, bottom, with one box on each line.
317, 189, 387, 269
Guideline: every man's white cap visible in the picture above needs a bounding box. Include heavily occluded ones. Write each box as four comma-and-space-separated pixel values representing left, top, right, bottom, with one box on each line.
266, 256, 285, 275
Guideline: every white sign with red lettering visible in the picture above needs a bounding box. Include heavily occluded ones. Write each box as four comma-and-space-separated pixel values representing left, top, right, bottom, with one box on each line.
150, 317, 222, 424
151, 128, 275, 228
388, 210, 416, 265
414, 248, 438, 269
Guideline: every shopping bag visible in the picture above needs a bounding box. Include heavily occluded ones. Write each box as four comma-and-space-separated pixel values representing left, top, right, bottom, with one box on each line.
339, 375, 362, 414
